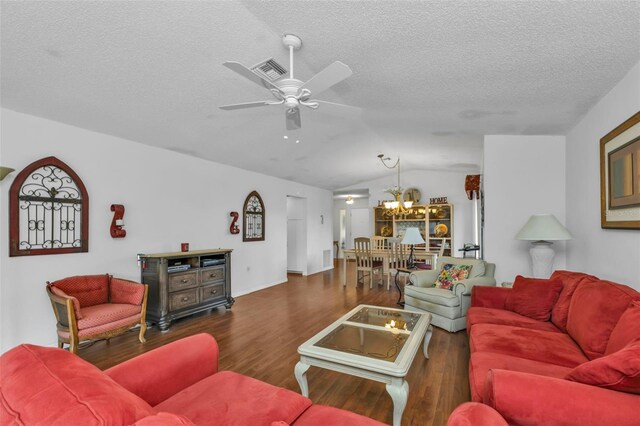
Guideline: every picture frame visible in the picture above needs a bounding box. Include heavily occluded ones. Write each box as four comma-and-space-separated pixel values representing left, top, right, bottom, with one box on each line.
600, 111, 640, 229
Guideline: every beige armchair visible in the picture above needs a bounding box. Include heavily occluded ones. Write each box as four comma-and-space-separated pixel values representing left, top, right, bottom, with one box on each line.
404, 256, 496, 332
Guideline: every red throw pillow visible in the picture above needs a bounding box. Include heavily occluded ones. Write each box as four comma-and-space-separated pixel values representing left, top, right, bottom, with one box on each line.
504, 275, 563, 321
606, 301, 640, 355
565, 338, 640, 394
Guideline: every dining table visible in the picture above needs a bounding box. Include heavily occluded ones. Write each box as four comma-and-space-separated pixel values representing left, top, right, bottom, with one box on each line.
341, 248, 439, 288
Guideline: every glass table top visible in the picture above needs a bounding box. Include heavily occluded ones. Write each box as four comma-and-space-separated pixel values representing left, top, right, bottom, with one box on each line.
312, 306, 424, 361
346, 306, 421, 331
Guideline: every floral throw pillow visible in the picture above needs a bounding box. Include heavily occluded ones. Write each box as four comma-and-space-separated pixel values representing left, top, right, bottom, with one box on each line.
434, 264, 472, 290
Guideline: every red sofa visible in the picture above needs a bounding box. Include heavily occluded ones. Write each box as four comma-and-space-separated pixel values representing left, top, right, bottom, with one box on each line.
0, 333, 386, 426
465, 270, 640, 425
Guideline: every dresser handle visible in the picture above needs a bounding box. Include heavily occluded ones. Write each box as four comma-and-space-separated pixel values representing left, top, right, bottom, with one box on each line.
181, 279, 188, 283
211, 290, 217, 294
209, 273, 216, 277
181, 296, 189, 301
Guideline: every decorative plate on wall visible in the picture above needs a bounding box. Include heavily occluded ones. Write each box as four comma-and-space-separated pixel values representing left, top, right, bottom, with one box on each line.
381, 225, 393, 237
434, 223, 448, 237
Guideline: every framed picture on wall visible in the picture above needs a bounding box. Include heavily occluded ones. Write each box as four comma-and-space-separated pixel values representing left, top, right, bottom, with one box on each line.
600, 111, 640, 229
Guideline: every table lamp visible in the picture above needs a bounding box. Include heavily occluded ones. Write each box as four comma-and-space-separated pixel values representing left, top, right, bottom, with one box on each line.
515, 214, 572, 278
401, 227, 425, 269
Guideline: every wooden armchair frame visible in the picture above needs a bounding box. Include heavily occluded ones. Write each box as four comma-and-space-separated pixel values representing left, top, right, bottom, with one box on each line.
46, 279, 148, 354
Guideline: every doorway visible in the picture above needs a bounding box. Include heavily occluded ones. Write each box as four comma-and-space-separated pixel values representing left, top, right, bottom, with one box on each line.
344, 208, 370, 250
287, 196, 307, 274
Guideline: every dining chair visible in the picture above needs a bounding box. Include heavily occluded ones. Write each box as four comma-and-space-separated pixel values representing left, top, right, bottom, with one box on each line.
371, 236, 386, 250
388, 239, 409, 289
370, 235, 388, 286
353, 237, 384, 288
439, 238, 447, 257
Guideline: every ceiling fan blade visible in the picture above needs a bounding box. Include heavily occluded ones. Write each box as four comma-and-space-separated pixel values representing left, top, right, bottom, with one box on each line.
286, 108, 301, 130
223, 61, 278, 90
314, 100, 361, 116
300, 61, 352, 96
219, 101, 274, 110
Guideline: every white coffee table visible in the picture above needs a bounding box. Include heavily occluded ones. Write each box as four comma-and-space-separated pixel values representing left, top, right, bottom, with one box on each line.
295, 304, 432, 426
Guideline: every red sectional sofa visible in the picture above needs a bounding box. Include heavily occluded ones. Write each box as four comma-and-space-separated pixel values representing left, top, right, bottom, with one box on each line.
465, 270, 640, 426
0, 333, 385, 426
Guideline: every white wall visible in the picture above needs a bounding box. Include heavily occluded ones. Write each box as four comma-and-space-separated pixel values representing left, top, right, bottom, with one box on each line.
340, 169, 475, 254
483, 136, 567, 283
565, 61, 640, 289
0, 109, 333, 350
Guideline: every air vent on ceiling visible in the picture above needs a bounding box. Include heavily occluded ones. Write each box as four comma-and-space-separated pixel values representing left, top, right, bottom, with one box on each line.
251, 58, 287, 81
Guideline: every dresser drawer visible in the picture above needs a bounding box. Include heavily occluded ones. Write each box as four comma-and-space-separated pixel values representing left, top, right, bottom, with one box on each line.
201, 283, 224, 302
169, 289, 199, 311
200, 266, 225, 285
168, 271, 198, 292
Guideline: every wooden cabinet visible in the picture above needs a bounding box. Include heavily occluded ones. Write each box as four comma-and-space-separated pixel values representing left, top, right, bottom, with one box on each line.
139, 249, 233, 331
427, 204, 454, 256
373, 205, 428, 241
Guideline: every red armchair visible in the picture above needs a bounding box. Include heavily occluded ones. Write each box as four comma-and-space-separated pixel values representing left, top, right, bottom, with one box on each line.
46, 274, 148, 353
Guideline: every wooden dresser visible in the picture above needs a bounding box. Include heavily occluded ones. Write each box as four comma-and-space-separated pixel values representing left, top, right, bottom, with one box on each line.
138, 249, 233, 330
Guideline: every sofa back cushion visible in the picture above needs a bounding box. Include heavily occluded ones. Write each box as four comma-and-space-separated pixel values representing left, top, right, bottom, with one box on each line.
606, 301, 640, 355
504, 276, 563, 322
50, 274, 110, 307
436, 256, 486, 278
550, 270, 599, 332
565, 338, 640, 395
0, 344, 154, 425
566, 280, 640, 359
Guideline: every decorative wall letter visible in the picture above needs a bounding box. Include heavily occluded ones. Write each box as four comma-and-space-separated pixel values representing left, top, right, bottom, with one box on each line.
9, 156, 89, 256
110, 204, 126, 238
229, 211, 240, 234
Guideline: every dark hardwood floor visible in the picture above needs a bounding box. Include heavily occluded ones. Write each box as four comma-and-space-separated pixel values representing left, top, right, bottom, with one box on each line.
80, 261, 470, 426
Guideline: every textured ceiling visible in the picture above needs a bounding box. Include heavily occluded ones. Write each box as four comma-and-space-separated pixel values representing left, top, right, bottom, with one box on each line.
2, 1, 639, 189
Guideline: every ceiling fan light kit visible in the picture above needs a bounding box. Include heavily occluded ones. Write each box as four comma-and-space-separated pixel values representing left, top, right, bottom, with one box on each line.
219, 34, 359, 130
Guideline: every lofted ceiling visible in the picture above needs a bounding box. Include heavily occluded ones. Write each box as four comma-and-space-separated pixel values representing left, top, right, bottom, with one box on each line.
1, 1, 639, 189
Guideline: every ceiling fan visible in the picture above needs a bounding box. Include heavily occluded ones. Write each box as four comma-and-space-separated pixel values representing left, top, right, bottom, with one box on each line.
219, 34, 360, 130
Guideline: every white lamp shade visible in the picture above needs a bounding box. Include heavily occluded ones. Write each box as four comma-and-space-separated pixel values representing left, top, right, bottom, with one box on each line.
515, 214, 572, 241
401, 227, 425, 245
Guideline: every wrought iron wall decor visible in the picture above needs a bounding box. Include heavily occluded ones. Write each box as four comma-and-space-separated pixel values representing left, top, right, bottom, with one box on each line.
110, 204, 126, 238
242, 191, 265, 242
9, 156, 89, 256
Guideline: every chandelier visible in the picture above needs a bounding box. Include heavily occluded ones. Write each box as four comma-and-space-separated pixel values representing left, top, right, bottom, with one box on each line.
378, 154, 413, 217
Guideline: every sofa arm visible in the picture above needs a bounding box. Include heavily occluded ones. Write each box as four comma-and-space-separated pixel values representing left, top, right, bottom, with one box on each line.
484, 369, 640, 426
453, 277, 497, 296
105, 333, 219, 407
446, 402, 508, 426
409, 270, 439, 287
470, 286, 511, 309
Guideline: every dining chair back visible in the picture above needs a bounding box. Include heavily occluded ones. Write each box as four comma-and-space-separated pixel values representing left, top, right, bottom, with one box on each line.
389, 240, 408, 271
354, 237, 384, 288
371, 236, 386, 250
438, 238, 447, 257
